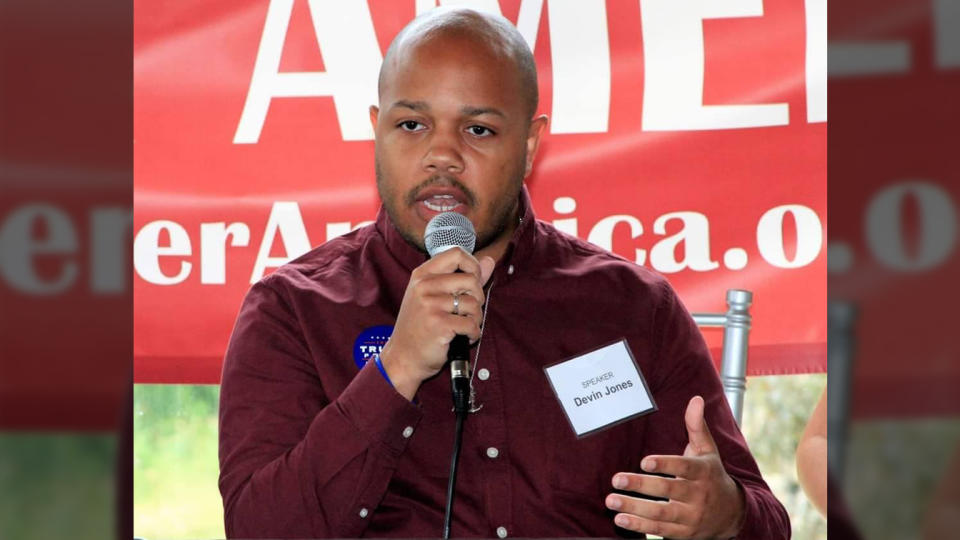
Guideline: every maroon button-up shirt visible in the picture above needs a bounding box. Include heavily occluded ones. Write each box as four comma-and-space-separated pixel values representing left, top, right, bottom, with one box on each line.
218, 188, 790, 538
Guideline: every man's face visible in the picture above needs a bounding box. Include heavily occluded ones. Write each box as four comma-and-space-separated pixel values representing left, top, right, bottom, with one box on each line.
372, 34, 543, 253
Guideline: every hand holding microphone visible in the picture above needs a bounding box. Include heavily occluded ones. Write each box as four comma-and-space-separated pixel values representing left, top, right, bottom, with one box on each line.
379, 213, 495, 402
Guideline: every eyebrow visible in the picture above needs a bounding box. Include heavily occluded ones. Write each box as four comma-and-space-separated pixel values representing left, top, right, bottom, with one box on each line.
390, 100, 429, 112
389, 100, 506, 119
461, 105, 505, 119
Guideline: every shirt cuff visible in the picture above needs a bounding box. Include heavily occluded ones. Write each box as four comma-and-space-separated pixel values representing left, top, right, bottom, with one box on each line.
337, 360, 424, 455
727, 476, 760, 539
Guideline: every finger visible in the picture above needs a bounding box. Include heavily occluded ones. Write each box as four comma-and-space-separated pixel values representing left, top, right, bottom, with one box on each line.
417, 273, 486, 305
419, 312, 480, 348
612, 513, 692, 539
478, 256, 495, 284
605, 494, 690, 525
684, 395, 718, 455
640, 455, 706, 480
612, 472, 690, 501
440, 312, 481, 341
423, 245, 483, 278
428, 292, 481, 318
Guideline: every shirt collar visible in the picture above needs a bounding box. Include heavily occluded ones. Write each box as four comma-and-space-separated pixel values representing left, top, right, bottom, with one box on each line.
375, 184, 539, 275
496, 184, 537, 277
375, 206, 429, 272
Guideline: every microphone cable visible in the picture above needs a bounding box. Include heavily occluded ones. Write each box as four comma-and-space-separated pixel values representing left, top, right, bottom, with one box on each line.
443, 352, 472, 539
442, 406, 468, 539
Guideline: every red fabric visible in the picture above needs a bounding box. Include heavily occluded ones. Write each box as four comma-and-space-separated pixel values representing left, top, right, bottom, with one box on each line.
217, 191, 789, 538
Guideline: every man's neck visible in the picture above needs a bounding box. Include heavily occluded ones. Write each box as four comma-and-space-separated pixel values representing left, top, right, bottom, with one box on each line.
473, 209, 521, 264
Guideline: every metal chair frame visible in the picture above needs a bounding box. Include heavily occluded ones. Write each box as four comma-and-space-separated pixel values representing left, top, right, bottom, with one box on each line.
691, 289, 753, 425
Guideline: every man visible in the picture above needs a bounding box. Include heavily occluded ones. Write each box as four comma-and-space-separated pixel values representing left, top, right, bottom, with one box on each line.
219, 8, 789, 539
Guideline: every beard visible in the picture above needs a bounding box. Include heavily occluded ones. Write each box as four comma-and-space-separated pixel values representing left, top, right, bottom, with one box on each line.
375, 153, 526, 255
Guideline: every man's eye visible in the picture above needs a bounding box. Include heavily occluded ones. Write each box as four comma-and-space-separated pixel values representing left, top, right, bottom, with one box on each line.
467, 125, 494, 137
398, 121, 425, 132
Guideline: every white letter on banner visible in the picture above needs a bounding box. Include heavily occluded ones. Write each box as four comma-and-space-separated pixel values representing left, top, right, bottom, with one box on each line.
640, 0, 789, 130
0, 205, 78, 294
516, 0, 545, 50
233, 0, 382, 143
829, 42, 910, 76
250, 202, 312, 282
201, 222, 251, 284
588, 215, 647, 265
866, 182, 957, 271
756, 205, 822, 268
551, 196, 578, 237
134, 220, 193, 285
549, 0, 610, 133
91, 207, 131, 293
649, 212, 718, 272
934, 0, 960, 69
805, 0, 826, 122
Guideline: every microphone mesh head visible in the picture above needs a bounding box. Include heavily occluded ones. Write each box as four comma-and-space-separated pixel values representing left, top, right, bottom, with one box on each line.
424, 212, 476, 257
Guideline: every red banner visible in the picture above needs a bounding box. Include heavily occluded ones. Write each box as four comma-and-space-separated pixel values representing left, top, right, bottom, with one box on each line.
133, 0, 826, 383
830, 0, 960, 418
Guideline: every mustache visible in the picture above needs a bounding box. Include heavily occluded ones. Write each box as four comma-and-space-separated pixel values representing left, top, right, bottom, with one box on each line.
404, 175, 477, 207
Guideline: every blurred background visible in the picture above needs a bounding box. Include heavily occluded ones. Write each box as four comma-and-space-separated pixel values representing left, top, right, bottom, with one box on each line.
829, 0, 960, 539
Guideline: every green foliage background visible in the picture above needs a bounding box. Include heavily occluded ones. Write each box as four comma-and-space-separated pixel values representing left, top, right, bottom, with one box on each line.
134, 374, 828, 539
0, 433, 115, 540
134, 385, 222, 538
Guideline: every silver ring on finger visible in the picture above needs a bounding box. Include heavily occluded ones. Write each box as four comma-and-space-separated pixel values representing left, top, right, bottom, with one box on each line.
452, 293, 461, 315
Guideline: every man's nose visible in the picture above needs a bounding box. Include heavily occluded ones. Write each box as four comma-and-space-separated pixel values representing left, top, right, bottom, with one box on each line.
422, 127, 464, 174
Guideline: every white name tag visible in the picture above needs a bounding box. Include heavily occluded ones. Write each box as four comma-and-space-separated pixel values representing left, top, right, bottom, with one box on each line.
544, 339, 656, 437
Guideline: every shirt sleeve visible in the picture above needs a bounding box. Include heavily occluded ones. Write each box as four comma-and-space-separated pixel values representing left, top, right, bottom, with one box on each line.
218, 278, 423, 538
644, 280, 791, 540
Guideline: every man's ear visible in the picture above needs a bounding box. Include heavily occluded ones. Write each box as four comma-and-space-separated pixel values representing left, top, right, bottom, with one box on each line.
524, 114, 549, 178
369, 105, 380, 132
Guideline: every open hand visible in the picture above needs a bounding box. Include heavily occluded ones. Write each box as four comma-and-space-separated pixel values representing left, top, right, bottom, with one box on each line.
606, 396, 745, 539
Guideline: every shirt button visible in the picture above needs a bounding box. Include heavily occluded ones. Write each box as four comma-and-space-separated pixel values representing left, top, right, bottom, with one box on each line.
497, 526, 508, 538
477, 368, 490, 381
358, 508, 369, 518
486, 447, 499, 459
402, 426, 414, 438
507, 265, 515, 275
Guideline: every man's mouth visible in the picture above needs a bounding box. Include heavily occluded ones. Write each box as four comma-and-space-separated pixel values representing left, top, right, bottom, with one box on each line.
421, 194, 464, 212
408, 179, 475, 222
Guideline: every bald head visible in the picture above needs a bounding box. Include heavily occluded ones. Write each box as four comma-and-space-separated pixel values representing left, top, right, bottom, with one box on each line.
378, 8, 539, 119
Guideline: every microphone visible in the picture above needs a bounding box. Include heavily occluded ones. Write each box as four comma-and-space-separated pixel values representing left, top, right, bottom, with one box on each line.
424, 212, 476, 414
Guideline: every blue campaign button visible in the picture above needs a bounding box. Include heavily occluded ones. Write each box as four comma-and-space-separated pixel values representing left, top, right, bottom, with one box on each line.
353, 325, 394, 369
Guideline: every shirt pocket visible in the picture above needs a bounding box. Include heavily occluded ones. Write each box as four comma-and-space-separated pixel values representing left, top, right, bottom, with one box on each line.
542, 386, 644, 496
